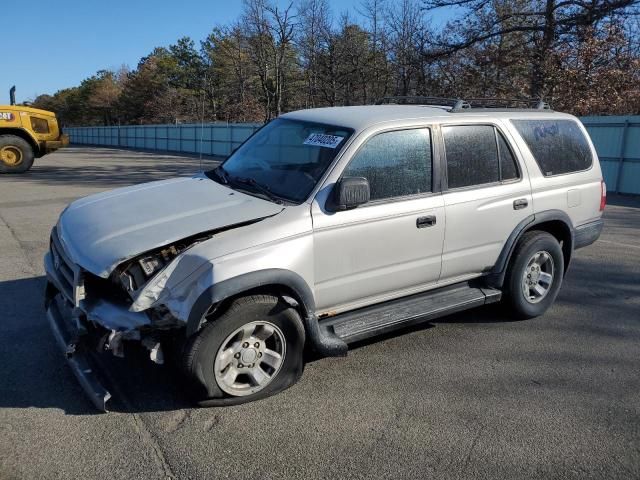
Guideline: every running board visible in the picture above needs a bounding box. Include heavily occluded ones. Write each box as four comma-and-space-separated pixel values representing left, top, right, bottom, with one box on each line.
319, 283, 501, 344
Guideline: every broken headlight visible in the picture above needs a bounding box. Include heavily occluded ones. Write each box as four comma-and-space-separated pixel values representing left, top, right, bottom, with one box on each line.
139, 247, 177, 276
114, 230, 216, 300
117, 245, 179, 295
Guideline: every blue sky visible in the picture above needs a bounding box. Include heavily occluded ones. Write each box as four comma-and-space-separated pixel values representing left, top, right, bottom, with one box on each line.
3, 0, 454, 103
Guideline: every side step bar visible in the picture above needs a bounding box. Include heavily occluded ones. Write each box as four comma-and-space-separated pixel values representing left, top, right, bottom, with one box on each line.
319, 283, 501, 344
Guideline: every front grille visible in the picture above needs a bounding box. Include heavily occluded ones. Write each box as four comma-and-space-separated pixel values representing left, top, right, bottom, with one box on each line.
50, 229, 85, 306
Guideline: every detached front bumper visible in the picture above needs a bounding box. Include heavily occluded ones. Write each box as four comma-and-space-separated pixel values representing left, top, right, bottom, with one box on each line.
46, 294, 112, 411
44, 248, 151, 331
45, 243, 141, 411
44, 227, 182, 411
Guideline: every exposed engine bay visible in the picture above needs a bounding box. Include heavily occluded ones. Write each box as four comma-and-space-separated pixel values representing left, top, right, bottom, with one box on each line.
113, 233, 213, 298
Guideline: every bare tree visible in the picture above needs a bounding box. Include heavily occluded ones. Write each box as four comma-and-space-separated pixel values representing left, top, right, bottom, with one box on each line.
243, 0, 298, 120
422, 0, 639, 97
297, 0, 332, 107
34, 0, 640, 122
359, 0, 391, 100
388, 0, 425, 95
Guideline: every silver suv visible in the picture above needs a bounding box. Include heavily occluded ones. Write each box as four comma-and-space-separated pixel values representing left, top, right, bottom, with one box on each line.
45, 98, 606, 410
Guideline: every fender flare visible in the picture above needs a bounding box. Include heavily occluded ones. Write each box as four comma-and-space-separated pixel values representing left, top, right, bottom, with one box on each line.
185, 268, 348, 357
186, 269, 316, 336
487, 209, 575, 288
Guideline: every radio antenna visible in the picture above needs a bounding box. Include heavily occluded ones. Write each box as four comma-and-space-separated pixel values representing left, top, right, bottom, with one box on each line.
199, 73, 207, 173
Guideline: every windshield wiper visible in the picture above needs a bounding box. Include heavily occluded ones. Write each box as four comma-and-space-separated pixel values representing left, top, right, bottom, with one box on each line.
229, 176, 284, 205
212, 165, 230, 184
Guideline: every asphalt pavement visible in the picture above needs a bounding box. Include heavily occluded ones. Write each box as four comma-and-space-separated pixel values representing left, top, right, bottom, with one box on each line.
0, 147, 638, 479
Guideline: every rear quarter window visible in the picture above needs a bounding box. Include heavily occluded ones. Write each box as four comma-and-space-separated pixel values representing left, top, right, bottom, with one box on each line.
511, 119, 593, 176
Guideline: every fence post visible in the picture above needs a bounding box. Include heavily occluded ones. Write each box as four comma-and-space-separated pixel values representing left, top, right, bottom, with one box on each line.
615, 120, 630, 194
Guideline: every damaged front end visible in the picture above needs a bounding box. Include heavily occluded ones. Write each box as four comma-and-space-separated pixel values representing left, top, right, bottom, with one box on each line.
44, 228, 209, 411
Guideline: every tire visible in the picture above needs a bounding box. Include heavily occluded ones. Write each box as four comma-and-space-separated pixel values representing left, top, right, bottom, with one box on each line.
0, 135, 35, 173
182, 294, 305, 406
504, 231, 564, 319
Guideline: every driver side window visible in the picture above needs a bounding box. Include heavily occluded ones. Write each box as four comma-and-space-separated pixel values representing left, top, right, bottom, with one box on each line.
343, 128, 432, 202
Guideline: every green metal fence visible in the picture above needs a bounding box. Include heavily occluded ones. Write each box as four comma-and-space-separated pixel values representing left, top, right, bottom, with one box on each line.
65, 123, 262, 158
65, 116, 640, 194
580, 116, 640, 194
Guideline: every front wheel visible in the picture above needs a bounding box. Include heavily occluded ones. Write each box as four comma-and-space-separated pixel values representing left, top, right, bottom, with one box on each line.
182, 294, 305, 406
504, 231, 564, 319
0, 135, 35, 173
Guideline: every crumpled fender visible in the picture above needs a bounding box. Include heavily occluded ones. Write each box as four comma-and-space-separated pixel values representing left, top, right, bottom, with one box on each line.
130, 207, 316, 329
129, 247, 213, 317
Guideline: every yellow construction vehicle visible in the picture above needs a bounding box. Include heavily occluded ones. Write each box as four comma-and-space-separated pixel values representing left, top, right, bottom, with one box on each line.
0, 86, 69, 173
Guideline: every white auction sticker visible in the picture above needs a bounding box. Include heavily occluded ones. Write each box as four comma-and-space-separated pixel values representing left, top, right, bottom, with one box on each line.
303, 133, 344, 149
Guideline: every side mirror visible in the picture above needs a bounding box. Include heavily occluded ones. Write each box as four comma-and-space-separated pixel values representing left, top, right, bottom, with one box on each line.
331, 177, 370, 211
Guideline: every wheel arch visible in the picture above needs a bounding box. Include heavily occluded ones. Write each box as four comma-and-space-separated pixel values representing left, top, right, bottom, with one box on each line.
186, 269, 316, 338
0, 128, 40, 157
487, 210, 574, 288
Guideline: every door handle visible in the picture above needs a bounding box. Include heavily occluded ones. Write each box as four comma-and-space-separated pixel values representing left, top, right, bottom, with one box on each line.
416, 215, 436, 228
513, 198, 528, 210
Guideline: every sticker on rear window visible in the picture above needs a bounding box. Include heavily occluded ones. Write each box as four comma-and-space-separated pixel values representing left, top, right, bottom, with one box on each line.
303, 133, 344, 148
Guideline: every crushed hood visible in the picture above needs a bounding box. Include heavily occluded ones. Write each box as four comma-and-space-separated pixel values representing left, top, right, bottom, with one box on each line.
57, 174, 283, 277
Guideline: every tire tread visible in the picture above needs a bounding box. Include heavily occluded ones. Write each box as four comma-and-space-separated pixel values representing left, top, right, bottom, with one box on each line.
0, 135, 35, 173
504, 230, 564, 319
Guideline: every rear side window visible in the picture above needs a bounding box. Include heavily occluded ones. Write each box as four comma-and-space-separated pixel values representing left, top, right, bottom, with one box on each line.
343, 128, 432, 201
443, 125, 520, 189
497, 130, 519, 181
511, 119, 593, 176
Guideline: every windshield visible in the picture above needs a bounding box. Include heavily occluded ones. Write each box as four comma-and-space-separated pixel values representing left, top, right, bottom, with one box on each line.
210, 118, 353, 203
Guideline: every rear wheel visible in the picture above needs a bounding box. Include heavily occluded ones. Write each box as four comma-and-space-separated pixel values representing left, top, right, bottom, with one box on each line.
182, 294, 305, 406
0, 135, 34, 173
504, 231, 564, 319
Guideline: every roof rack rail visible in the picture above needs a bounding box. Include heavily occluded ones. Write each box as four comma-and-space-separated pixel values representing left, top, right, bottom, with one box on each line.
375, 96, 551, 112
456, 98, 551, 111
376, 96, 470, 109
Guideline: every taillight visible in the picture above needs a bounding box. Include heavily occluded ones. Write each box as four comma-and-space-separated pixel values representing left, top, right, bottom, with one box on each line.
600, 180, 606, 212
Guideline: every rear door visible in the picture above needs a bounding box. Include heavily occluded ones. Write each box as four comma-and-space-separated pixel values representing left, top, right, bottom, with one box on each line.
439, 122, 534, 283
311, 126, 445, 314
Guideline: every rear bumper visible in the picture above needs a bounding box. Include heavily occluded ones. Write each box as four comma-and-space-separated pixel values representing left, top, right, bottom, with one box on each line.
46, 294, 112, 411
574, 219, 604, 249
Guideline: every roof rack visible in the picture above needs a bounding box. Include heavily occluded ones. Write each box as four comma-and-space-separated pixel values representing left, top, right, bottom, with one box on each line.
376, 96, 470, 110
461, 98, 551, 111
375, 96, 551, 112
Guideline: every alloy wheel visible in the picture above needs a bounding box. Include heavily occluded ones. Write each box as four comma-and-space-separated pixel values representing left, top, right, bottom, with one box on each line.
521, 250, 555, 304
214, 321, 286, 396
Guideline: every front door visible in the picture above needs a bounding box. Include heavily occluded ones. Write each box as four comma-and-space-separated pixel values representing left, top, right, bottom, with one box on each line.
311, 127, 445, 314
